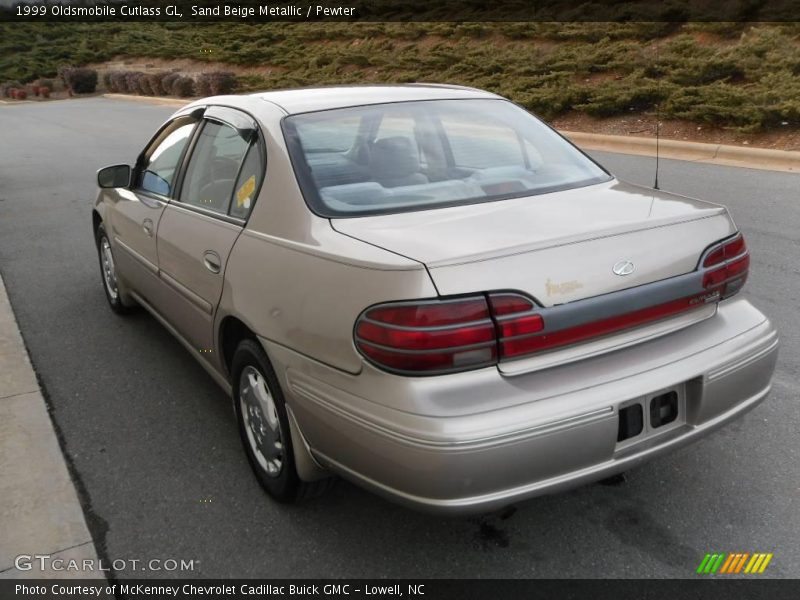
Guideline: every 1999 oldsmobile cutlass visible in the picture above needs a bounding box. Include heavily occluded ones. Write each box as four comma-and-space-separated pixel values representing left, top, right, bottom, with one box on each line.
92, 85, 778, 513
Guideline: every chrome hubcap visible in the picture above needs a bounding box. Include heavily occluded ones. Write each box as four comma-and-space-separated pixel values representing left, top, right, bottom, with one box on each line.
239, 366, 283, 477
100, 237, 118, 301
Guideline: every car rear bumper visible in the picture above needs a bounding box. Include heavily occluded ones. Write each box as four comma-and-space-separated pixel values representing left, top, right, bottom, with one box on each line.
264, 298, 778, 515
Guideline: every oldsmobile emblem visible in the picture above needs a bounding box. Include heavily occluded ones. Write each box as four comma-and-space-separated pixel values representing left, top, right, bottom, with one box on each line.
612, 260, 635, 276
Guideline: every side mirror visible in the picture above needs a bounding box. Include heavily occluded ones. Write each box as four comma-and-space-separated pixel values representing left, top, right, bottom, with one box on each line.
97, 164, 131, 189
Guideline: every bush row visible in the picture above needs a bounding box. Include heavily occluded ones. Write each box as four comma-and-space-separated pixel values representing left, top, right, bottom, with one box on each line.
6, 65, 236, 99
1, 79, 53, 99
102, 70, 236, 97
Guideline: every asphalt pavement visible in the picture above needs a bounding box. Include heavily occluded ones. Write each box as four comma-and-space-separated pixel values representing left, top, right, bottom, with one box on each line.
0, 97, 797, 578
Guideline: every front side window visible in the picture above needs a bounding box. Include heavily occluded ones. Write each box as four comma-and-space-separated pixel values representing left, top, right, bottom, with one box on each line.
136, 118, 196, 197
179, 120, 252, 215
283, 99, 610, 217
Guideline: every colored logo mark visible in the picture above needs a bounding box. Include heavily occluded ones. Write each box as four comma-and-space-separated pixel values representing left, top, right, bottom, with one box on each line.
697, 552, 773, 574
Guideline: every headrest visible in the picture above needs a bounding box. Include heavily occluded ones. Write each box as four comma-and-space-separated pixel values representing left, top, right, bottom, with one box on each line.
370, 136, 421, 180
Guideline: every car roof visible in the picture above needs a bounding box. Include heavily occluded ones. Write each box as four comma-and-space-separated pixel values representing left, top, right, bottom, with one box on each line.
249, 84, 502, 115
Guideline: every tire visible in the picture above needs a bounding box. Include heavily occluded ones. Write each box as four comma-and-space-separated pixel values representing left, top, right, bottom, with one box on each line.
95, 223, 135, 314
232, 339, 334, 503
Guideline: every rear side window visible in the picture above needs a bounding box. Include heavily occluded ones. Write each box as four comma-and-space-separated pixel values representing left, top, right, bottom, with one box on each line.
179, 120, 252, 215
136, 119, 196, 197
230, 140, 265, 220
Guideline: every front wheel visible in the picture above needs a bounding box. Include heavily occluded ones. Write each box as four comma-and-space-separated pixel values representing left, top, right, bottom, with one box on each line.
232, 339, 333, 503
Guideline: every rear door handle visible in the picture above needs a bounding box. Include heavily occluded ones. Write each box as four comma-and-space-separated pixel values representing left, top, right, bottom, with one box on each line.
203, 250, 221, 274
142, 218, 154, 237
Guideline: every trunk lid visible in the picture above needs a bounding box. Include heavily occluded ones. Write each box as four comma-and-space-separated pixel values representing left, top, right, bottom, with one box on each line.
332, 180, 735, 306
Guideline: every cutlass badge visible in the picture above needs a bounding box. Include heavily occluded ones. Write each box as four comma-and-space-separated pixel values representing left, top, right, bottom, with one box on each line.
545, 279, 583, 296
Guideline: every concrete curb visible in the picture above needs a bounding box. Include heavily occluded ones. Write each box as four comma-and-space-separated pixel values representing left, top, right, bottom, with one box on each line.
100, 93, 798, 173
562, 131, 800, 173
0, 273, 104, 579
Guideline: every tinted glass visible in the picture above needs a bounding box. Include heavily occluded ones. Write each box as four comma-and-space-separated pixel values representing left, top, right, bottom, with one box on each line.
283, 99, 610, 217
442, 116, 526, 169
294, 114, 360, 153
137, 120, 195, 197
230, 140, 265, 220
179, 121, 250, 214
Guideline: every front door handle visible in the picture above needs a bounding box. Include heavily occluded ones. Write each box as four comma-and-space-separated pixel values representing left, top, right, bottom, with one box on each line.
203, 250, 221, 274
142, 218, 154, 237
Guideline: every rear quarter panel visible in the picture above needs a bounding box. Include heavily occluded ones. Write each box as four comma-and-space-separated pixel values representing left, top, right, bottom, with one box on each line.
219, 220, 435, 374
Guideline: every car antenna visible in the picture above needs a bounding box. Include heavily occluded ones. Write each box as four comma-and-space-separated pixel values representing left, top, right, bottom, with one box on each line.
654, 37, 661, 191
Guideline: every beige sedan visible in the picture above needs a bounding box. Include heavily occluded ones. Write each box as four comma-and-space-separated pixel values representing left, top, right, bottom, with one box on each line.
93, 85, 778, 513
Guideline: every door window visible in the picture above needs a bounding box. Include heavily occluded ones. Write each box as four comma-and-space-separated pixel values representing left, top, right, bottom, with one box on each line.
179, 120, 252, 215
136, 118, 196, 197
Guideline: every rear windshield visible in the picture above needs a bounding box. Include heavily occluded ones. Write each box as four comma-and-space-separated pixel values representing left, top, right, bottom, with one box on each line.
282, 99, 611, 218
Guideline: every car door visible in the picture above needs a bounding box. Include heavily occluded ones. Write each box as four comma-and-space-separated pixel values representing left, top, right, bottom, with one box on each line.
110, 115, 199, 303
154, 107, 265, 358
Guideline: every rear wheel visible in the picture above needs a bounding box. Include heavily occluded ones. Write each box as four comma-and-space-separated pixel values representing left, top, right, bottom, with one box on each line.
95, 223, 134, 314
232, 339, 333, 502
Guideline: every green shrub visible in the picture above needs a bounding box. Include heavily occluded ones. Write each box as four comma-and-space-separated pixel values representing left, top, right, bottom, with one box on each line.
515, 84, 590, 120
669, 59, 745, 86
453, 24, 486, 39
663, 83, 761, 129
684, 22, 747, 39
235, 74, 266, 92
577, 75, 667, 117
501, 23, 538, 40
309, 54, 333, 69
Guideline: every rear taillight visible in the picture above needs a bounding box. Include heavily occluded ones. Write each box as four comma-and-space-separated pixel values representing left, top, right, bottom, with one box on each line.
355, 294, 552, 373
355, 298, 497, 374
487, 293, 545, 359
356, 233, 751, 375
700, 233, 749, 299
